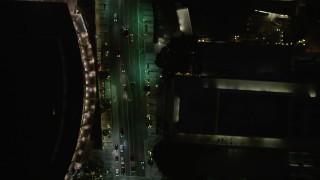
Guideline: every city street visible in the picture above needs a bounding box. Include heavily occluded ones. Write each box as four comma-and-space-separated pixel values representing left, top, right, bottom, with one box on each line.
96, 0, 160, 178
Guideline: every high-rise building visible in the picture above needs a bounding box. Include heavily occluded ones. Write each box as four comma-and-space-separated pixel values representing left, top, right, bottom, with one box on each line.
0, 1, 87, 179
158, 43, 320, 180
154, 1, 320, 179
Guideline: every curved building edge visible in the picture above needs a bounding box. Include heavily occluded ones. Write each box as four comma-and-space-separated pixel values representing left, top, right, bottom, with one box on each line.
64, 13, 97, 180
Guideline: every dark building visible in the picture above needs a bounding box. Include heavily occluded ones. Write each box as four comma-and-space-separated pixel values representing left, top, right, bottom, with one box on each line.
1, 1, 84, 179
157, 47, 320, 180
154, 0, 320, 179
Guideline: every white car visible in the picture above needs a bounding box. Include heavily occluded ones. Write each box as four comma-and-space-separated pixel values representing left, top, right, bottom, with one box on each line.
120, 144, 124, 153
129, 33, 134, 42
115, 168, 119, 176
121, 63, 125, 73
121, 157, 125, 165
114, 13, 118, 22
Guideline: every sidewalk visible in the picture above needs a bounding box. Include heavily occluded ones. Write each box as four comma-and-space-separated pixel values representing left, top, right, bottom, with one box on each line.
95, 0, 117, 178
138, 0, 163, 179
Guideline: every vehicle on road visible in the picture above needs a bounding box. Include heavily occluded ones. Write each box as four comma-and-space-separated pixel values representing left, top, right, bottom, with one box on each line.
130, 153, 135, 162
129, 33, 133, 42
120, 144, 124, 153
144, 84, 151, 95
130, 81, 135, 89
123, 27, 129, 38
121, 159, 125, 175
121, 63, 125, 73
114, 13, 118, 22
116, 48, 120, 58
123, 84, 128, 91
121, 167, 125, 175
131, 165, 135, 172
121, 157, 125, 165
120, 128, 124, 137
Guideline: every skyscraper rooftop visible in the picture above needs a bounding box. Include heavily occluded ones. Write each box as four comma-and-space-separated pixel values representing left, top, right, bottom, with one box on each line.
1, 1, 83, 179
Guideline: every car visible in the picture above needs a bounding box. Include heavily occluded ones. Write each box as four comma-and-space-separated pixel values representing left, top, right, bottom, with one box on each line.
114, 13, 118, 22
144, 84, 150, 92
104, 42, 109, 50
115, 143, 119, 150
121, 157, 125, 164
123, 84, 128, 91
146, 119, 152, 128
131, 165, 135, 172
102, 129, 109, 136
130, 153, 135, 162
120, 128, 124, 137
141, 161, 145, 170
121, 63, 125, 73
129, 33, 134, 42
123, 27, 129, 38
106, 99, 111, 110
120, 144, 124, 153
121, 161, 126, 175
121, 167, 125, 175
115, 156, 119, 162
144, 84, 151, 95
115, 168, 120, 176
104, 43, 109, 56
130, 81, 135, 89
116, 49, 120, 58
